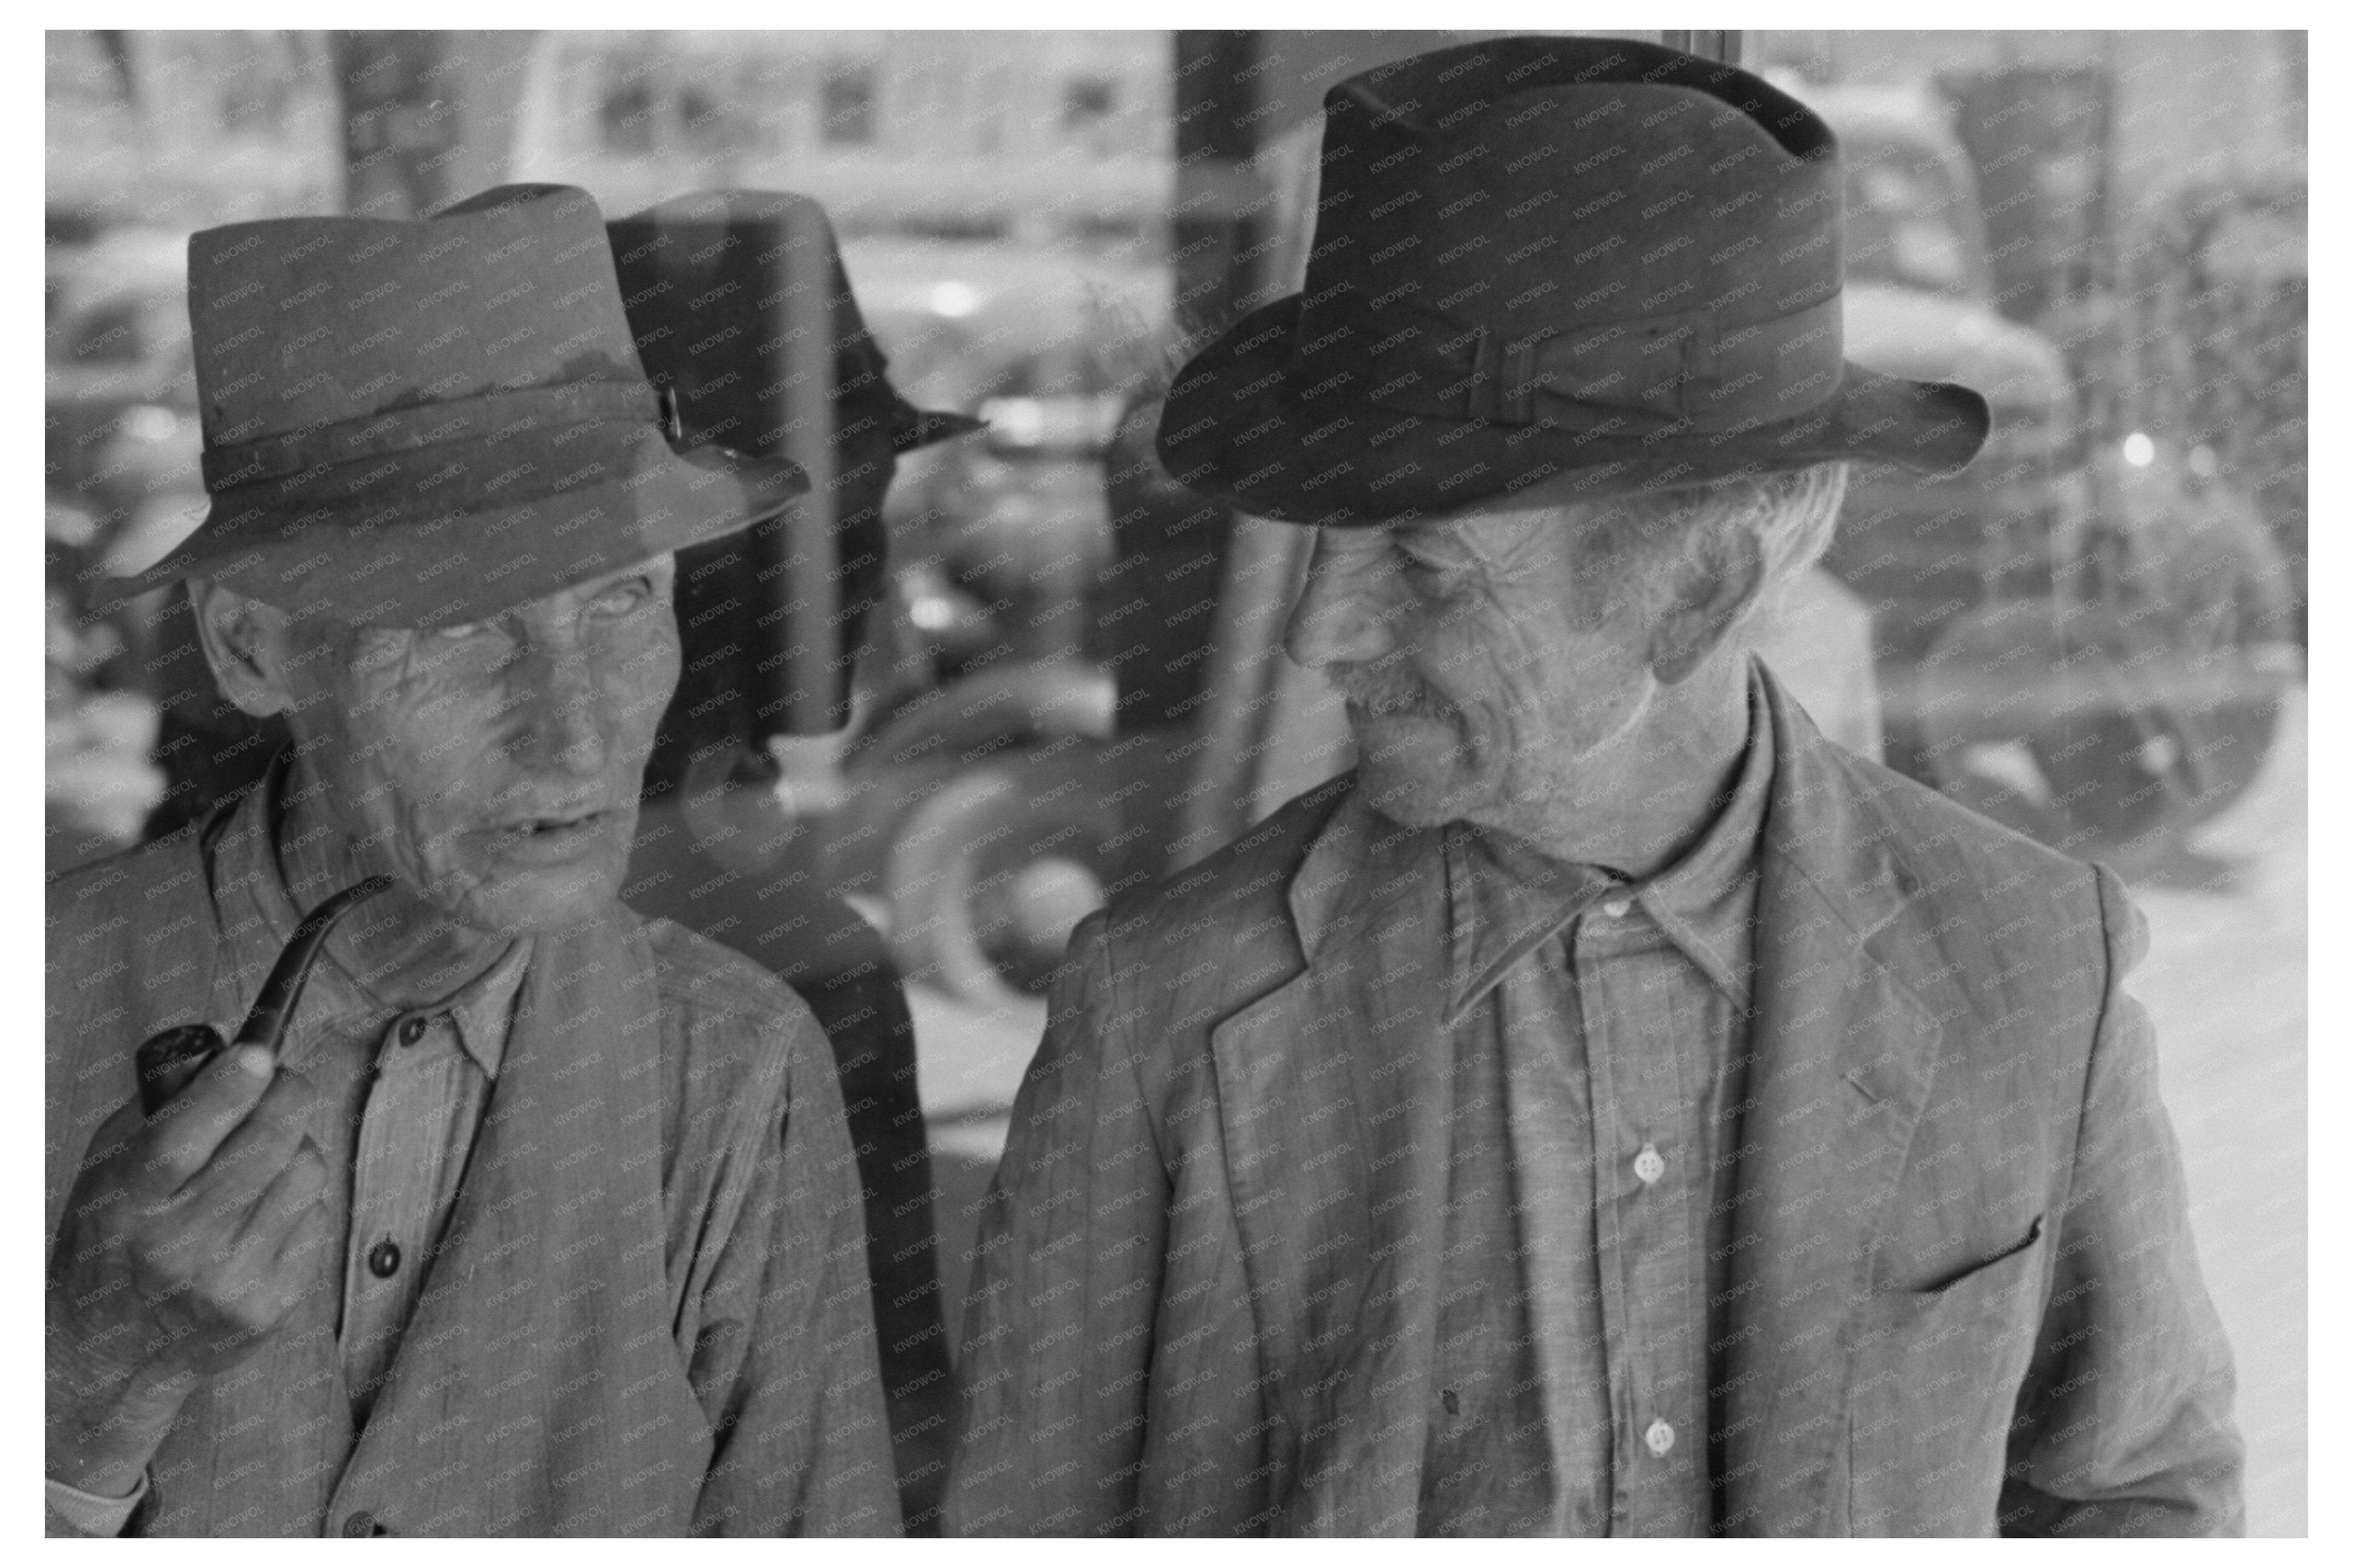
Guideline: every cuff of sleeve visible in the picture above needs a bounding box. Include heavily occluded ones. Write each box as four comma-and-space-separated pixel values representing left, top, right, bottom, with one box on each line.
45, 1469, 148, 1537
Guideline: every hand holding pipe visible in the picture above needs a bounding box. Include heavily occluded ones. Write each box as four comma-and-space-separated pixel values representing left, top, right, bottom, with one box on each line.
133, 876, 396, 1116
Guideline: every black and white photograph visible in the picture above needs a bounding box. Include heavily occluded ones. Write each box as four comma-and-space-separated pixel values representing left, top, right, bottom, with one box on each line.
38, 19, 2312, 1540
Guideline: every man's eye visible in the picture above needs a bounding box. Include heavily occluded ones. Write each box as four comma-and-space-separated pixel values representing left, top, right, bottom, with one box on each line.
588, 578, 653, 617
1392, 542, 1450, 580
433, 620, 484, 642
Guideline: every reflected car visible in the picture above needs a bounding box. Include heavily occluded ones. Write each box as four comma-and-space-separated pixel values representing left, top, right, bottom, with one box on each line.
845, 237, 1166, 678
778, 238, 1175, 999
1805, 84, 2293, 852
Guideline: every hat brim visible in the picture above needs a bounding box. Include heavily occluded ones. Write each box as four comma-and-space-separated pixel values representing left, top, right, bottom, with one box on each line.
891, 406, 987, 453
123, 430, 806, 630
1158, 295, 1993, 526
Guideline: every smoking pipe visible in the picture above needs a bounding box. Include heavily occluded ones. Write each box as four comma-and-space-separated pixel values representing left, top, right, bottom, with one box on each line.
134, 875, 396, 1116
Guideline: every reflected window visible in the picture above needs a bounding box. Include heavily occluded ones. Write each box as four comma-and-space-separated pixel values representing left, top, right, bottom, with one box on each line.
680, 82, 726, 152
1065, 75, 1116, 128
1843, 140, 1979, 297
823, 62, 876, 146
600, 72, 658, 156
66, 301, 143, 366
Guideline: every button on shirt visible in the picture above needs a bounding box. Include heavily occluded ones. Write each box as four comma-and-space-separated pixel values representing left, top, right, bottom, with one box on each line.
243, 845, 532, 1439
1417, 671, 1774, 1537
328, 951, 526, 1425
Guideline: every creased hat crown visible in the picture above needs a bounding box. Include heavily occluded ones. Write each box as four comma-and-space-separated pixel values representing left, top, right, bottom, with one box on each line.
137, 184, 806, 628
192, 185, 653, 491
1156, 35, 1990, 525
1299, 38, 1846, 434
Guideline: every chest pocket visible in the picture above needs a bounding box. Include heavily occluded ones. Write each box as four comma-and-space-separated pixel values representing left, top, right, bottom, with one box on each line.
1847, 1215, 2049, 1536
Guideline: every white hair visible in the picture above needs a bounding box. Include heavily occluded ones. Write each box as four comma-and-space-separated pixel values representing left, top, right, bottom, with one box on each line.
1575, 461, 1850, 632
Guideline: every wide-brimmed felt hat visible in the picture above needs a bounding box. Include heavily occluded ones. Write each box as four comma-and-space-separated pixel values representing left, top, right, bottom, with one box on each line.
128, 184, 808, 628
1158, 35, 1993, 526
605, 188, 983, 459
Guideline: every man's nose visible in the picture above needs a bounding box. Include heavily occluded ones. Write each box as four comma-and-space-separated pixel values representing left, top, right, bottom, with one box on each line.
510, 640, 610, 778
1283, 534, 1398, 671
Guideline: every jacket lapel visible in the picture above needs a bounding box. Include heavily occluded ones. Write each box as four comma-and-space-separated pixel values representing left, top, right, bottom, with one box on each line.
1208, 792, 1455, 1535
1719, 673, 1944, 1536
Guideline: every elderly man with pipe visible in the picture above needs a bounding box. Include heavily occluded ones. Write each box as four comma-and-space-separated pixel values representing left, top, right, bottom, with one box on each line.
118, 185, 980, 1532
946, 38, 2242, 1537
46, 185, 896, 1536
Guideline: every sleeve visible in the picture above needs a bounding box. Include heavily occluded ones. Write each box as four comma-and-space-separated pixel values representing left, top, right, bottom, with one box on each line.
942, 912, 1172, 1536
687, 1010, 901, 1536
44, 1471, 146, 1538
1997, 863, 2247, 1535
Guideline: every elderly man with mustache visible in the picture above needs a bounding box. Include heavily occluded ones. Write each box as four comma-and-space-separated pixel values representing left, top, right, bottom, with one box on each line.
45, 185, 895, 1536
944, 37, 2241, 1538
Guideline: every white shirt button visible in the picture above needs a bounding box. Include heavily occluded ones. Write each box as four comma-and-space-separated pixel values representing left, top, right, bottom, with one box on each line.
1600, 897, 1632, 919
1633, 1142, 1665, 1185
1645, 1417, 1676, 1456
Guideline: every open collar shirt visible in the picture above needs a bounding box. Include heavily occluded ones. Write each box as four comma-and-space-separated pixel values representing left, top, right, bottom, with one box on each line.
1417, 666, 1772, 1536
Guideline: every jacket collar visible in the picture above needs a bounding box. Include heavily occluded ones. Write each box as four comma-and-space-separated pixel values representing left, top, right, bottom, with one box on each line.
1283, 783, 1434, 965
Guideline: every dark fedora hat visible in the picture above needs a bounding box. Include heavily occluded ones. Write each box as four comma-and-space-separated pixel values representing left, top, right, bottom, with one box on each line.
129, 183, 808, 628
604, 188, 983, 459
1158, 35, 1993, 526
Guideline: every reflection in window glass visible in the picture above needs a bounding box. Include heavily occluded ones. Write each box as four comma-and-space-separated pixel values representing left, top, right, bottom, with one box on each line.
822, 62, 876, 146
1754, 31, 2306, 1539
599, 72, 657, 156
35, 32, 2306, 1537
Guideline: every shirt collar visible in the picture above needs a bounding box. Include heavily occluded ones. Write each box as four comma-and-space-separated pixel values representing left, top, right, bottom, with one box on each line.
206, 761, 526, 1078
1440, 659, 1776, 1024
1441, 830, 1622, 1026
417, 940, 527, 1078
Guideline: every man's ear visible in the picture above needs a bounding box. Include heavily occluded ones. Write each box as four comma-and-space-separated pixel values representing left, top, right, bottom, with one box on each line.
1644, 526, 1767, 686
188, 580, 300, 719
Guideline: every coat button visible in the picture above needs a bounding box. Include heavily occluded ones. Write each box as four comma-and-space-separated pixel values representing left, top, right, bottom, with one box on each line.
397, 1016, 429, 1047
1644, 1418, 1676, 1457
368, 1240, 402, 1279
1633, 1142, 1665, 1185
342, 1510, 381, 1536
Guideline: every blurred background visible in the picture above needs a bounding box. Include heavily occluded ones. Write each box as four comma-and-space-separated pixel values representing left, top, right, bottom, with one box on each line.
46, 28, 2306, 1534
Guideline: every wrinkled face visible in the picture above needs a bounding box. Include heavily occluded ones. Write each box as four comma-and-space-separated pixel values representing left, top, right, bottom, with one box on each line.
275, 557, 681, 935
1282, 507, 1657, 829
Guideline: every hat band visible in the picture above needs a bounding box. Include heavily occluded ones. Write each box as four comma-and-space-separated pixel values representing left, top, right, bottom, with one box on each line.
202, 380, 660, 493
194, 423, 674, 538
1305, 292, 1845, 436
